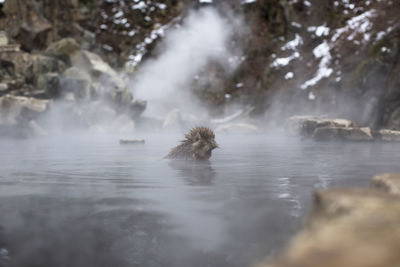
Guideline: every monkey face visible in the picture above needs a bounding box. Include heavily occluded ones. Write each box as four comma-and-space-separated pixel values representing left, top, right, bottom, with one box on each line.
191, 134, 218, 160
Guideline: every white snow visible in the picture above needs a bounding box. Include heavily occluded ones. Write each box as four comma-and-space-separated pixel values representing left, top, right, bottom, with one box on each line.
301, 41, 333, 89
271, 52, 300, 68
242, 0, 257, 4
281, 34, 303, 51
236, 83, 244, 88
291, 22, 302, 28
308, 25, 330, 37
132, 1, 147, 12
114, 11, 123, 18
157, 3, 167, 10
199, 0, 213, 3
304, 0, 311, 7
331, 10, 376, 43
285, 72, 294, 80
308, 92, 316, 100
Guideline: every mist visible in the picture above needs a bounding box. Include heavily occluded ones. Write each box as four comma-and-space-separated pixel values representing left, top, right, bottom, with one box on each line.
131, 8, 240, 120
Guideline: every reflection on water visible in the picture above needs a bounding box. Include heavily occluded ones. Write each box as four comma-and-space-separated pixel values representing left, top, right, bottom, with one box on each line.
169, 160, 216, 186
0, 133, 400, 267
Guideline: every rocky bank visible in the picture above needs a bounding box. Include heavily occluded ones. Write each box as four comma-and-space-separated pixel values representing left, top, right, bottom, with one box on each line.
255, 173, 400, 267
1, 0, 399, 137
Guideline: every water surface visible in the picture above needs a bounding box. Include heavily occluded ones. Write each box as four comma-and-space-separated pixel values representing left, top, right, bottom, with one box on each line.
0, 133, 399, 267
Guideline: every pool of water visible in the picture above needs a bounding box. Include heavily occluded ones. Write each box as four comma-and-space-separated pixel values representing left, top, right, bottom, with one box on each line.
0, 133, 399, 267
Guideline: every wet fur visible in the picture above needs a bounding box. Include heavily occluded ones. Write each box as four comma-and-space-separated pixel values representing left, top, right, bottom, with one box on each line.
165, 127, 218, 160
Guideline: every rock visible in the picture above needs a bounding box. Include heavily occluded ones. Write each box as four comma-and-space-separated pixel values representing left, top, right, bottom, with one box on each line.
377, 129, 400, 142
0, 31, 8, 46
105, 87, 133, 107
371, 173, 400, 195
45, 38, 80, 63
119, 139, 145, 145
215, 123, 259, 134
259, 188, 400, 267
0, 83, 8, 92
36, 72, 60, 98
0, 52, 65, 81
128, 100, 147, 119
0, 95, 50, 125
61, 67, 92, 100
72, 50, 125, 88
163, 108, 184, 130
312, 126, 373, 142
285, 116, 356, 137
17, 9, 52, 50
387, 107, 400, 130
31, 55, 66, 80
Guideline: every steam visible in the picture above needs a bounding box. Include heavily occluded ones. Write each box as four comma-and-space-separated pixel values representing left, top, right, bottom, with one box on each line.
131, 8, 238, 119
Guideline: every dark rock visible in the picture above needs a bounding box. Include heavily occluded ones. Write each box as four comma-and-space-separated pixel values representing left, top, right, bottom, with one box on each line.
61, 67, 92, 100
128, 100, 146, 119
36, 72, 60, 98
45, 38, 80, 63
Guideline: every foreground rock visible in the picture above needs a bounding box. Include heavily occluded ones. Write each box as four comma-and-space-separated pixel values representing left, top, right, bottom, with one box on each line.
256, 174, 400, 267
371, 173, 400, 195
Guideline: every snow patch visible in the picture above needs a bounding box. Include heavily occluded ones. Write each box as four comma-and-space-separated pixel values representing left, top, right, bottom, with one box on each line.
281, 34, 303, 51
271, 52, 300, 68
301, 41, 333, 89
285, 72, 294, 80
331, 10, 376, 43
307, 25, 330, 37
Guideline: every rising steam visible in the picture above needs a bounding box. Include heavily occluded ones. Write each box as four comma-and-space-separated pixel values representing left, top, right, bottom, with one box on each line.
131, 8, 239, 119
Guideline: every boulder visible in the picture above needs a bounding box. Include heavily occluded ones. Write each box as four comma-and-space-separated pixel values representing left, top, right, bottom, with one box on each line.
105, 87, 133, 107
72, 50, 125, 88
0, 94, 50, 124
163, 108, 184, 130
0, 83, 8, 92
45, 38, 80, 63
0, 31, 8, 45
312, 126, 373, 142
36, 72, 60, 98
128, 100, 147, 119
258, 188, 400, 267
371, 173, 400, 195
0, 52, 65, 81
215, 123, 259, 134
285, 116, 355, 137
377, 129, 400, 142
61, 67, 92, 100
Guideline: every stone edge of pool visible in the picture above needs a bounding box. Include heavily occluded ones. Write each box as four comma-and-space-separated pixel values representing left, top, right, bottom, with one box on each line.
255, 173, 400, 267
